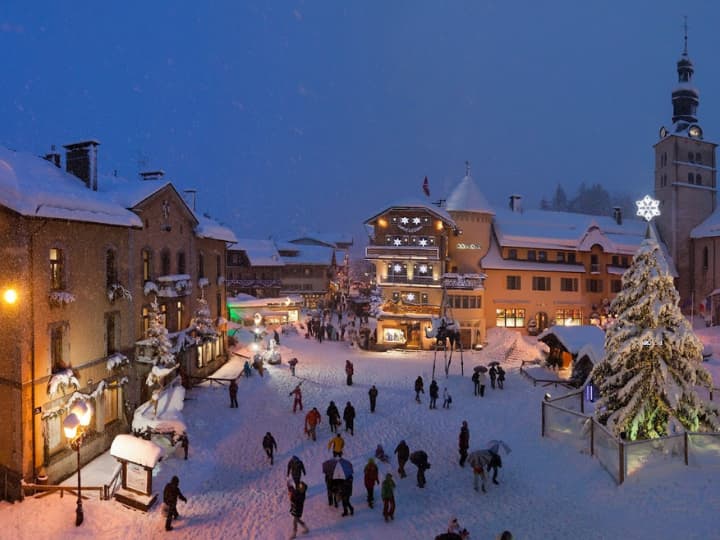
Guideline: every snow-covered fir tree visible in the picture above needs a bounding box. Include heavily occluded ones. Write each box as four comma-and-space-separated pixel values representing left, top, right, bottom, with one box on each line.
591, 231, 719, 440
189, 297, 217, 340
144, 299, 176, 387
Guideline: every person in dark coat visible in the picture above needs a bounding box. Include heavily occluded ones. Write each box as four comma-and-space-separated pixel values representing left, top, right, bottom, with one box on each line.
429, 380, 439, 409
487, 450, 502, 484
497, 366, 506, 389
458, 421, 469, 467
229, 378, 239, 408
489, 365, 497, 389
290, 384, 303, 413
288, 357, 298, 377
288, 480, 309, 538
343, 401, 356, 436
340, 477, 354, 516
163, 475, 187, 531
180, 434, 189, 460
471, 370, 480, 396
381, 473, 396, 522
345, 360, 354, 386
287, 455, 306, 487
363, 458, 380, 508
414, 376, 424, 403
409, 450, 430, 488
368, 385, 378, 413
273, 329, 280, 346
322, 458, 339, 507
327, 401, 341, 433
394, 440, 410, 478
262, 432, 277, 465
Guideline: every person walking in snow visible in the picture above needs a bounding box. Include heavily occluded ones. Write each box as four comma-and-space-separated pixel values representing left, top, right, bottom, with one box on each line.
394, 440, 410, 478
163, 475, 187, 531
429, 380, 439, 409
327, 401, 341, 433
180, 434, 189, 460
262, 432, 277, 465
497, 366, 506, 389
410, 450, 430, 488
290, 383, 303, 413
328, 433, 345, 457
345, 360, 354, 386
304, 407, 322, 441
273, 328, 280, 347
363, 457, 380, 508
243, 360, 252, 378
343, 401, 356, 436
414, 376, 425, 403
229, 378, 239, 408
368, 385, 379, 413
442, 387, 452, 409
322, 458, 339, 507
381, 473, 396, 522
340, 476, 354, 517
489, 365, 497, 389
287, 455, 306, 488
458, 421, 470, 467
471, 370, 480, 396
287, 480, 310, 539
288, 357, 298, 377
478, 370, 487, 397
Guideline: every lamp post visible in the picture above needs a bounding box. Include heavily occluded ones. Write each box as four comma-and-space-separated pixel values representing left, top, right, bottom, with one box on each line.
63, 400, 93, 526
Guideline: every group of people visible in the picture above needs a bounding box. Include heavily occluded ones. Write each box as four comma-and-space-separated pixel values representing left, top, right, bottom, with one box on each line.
471, 365, 506, 397
414, 376, 453, 409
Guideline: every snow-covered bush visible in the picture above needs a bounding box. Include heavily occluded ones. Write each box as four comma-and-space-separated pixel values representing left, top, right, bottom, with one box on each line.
48, 291, 76, 307
198, 277, 209, 289
47, 368, 80, 397
106, 352, 129, 371
144, 281, 159, 296
107, 283, 132, 302
143, 300, 177, 387
188, 297, 218, 341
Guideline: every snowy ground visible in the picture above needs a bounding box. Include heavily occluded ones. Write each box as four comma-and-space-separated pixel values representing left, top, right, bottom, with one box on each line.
4, 325, 720, 540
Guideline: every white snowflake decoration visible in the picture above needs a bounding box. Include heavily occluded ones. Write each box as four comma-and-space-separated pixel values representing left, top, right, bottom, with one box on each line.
412, 217, 421, 225
419, 238, 428, 247
400, 217, 409, 225
393, 238, 402, 246
419, 264, 428, 273
636, 195, 661, 222
393, 264, 402, 273
406, 293, 415, 302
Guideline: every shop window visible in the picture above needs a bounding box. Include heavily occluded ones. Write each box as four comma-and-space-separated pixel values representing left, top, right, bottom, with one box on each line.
495, 308, 525, 328
556, 309, 582, 326
383, 328, 406, 344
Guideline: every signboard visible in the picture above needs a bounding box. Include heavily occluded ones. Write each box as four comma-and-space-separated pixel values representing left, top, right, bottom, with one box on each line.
126, 462, 148, 494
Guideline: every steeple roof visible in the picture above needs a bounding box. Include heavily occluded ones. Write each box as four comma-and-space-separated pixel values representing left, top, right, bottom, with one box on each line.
445, 167, 494, 214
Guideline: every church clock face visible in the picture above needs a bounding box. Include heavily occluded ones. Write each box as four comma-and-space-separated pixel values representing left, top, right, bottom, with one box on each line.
688, 125, 702, 138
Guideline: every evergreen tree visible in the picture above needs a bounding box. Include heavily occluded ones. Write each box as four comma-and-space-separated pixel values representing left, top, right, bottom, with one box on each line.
551, 184, 568, 211
190, 297, 217, 339
591, 231, 719, 440
144, 300, 176, 387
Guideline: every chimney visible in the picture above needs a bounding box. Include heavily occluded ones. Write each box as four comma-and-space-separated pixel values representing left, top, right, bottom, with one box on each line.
43, 145, 61, 168
509, 194, 522, 213
613, 206, 622, 225
140, 170, 165, 181
64, 140, 100, 191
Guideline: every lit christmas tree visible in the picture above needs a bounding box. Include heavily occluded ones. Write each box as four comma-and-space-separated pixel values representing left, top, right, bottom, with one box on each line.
189, 297, 217, 340
591, 230, 719, 440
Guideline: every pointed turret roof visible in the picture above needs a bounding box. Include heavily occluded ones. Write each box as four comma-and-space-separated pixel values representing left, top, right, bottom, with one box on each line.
445, 169, 494, 214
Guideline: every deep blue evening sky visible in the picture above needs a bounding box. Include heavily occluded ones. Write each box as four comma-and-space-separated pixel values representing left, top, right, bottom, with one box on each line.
2, 1, 720, 245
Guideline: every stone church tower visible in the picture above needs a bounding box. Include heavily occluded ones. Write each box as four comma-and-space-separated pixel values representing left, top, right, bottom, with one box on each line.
654, 33, 717, 302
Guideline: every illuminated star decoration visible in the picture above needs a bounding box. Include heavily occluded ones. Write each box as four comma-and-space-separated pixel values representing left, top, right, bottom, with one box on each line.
419, 264, 428, 273
393, 264, 402, 273
393, 238, 402, 246
412, 217, 421, 225
418, 238, 428, 247
406, 293, 415, 302
400, 217, 409, 225
635, 195, 660, 222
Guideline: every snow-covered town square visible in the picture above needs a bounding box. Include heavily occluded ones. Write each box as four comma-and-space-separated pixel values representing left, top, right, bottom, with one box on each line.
4, 319, 720, 540
7, 4, 720, 540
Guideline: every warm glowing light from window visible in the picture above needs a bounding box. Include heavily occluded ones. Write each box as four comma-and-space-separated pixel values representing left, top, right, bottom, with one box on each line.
3, 289, 18, 304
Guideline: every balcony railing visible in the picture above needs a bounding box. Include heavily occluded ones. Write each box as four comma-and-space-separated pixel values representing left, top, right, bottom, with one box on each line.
380, 274, 440, 286
366, 245, 440, 260
156, 274, 192, 298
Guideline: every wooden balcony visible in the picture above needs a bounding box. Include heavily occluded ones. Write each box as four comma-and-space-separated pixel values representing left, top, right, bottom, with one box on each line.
365, 245, 440, 260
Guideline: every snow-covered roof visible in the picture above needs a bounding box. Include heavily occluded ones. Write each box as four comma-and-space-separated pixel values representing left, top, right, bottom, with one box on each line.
481, 235, 586, 272
493, 208, 648, 254
444, 174, 495, 214
691, 208, 720, 239
110, 434, 163, 468
195, 213, 238, 243
0, 146, 143, 227
227, 295, 304, 309
230, 238, 284, 266
538, 325, 605, 356
276, 242, 335, 265
365, 198, 458, 230
286, 232, 354, 248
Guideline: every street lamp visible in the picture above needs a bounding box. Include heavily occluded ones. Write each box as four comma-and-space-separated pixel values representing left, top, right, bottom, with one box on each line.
63, 400, 93, 526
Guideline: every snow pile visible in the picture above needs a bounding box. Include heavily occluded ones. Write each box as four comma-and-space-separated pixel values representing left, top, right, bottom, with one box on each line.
105, 353, 129, 371
132, 382, 187, 439
48, 291, 76, 306
479, 327, 545, 367
46, 368, 80, 397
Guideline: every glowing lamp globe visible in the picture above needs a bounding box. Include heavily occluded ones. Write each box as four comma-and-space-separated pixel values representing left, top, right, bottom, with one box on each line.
63, 413, 80, 439
3, 289, 18, 304
70, 401, 92, 427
